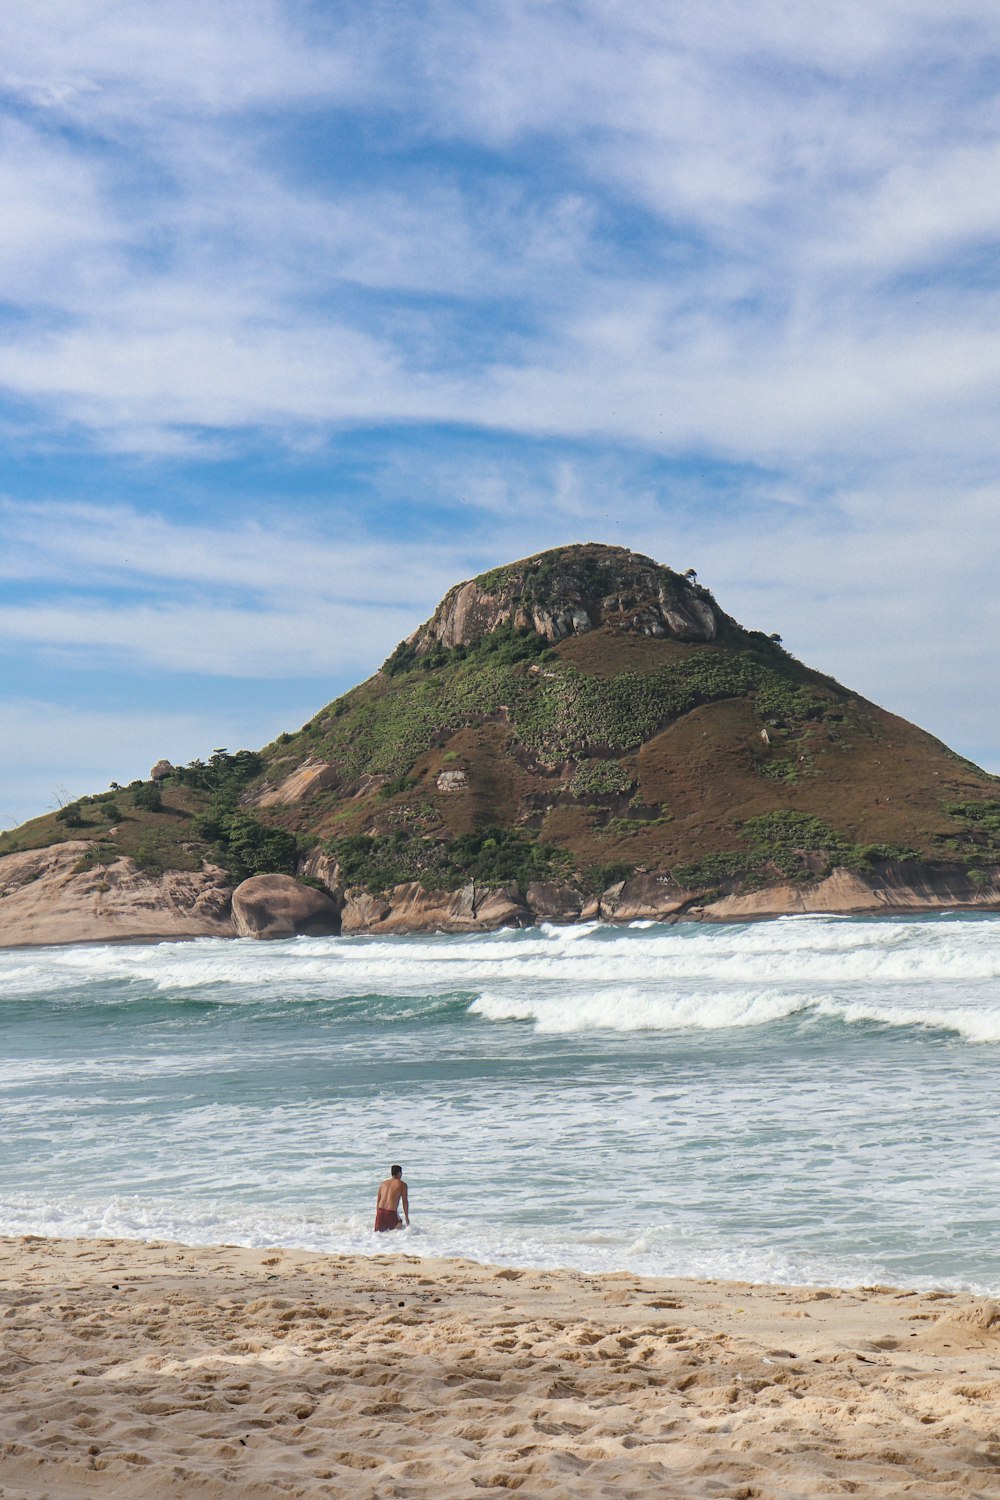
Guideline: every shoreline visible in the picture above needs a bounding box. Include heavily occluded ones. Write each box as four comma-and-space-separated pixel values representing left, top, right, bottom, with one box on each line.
2, 1211, 996, 1302
3, 838, 1000, 950
3, 898, 1000, 954
3, 1235, 1000, 1497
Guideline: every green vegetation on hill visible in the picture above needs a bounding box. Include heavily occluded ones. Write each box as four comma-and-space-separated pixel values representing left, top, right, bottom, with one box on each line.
171, 750, 300, 880
0, 748, 300, 882
299, 645, 830, 788
942, 800, 1000, 866
570, 760, 635, 798
673, 811, 922, 890
384, 623, 555, 677
328, 825, 569, 894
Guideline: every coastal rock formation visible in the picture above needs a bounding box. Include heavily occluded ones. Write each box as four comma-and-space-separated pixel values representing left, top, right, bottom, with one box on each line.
0, 842, 233, 948
298, 848, 342, 893
599, 874, 697, 921
4, 839, 1000, 948
703, 862, 1000, 920
407, 543, 718, 656
298, 862, 1000, 933
231, 875, 341, 939
340, 880, 532, 934
524, 880, 585, 923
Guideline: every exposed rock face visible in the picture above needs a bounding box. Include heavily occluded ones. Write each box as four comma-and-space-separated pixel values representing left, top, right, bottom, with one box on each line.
0, 842, 233, 948
256, 760, 340, 807
525, 880, 585, 923
407, 543, 719, 657
599, 874, 697, 921
702, 862, 1000, 920
231, 875, 341, 939
294, 861, 1000, 934
298, 848, 342, 893
436, 769, 468, 791
340, 880, 532, 934
150, 759, 174, 781
4, 840, 999, 948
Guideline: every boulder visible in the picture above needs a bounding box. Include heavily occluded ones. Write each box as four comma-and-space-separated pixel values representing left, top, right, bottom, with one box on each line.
472, 884, 533, 929
436, 769, 468, 791
339, 879, 532, 934
150, 759, 174, 781
340, 889, 394, 932
231, 874, 341, 939
525, 880, 585, 923
601, 873, 695, 921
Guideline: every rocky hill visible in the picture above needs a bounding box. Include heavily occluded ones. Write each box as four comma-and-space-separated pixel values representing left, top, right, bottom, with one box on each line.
3, 542, 1000, 945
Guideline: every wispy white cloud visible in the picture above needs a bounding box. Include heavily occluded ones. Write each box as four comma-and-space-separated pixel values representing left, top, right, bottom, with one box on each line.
0, 499, 489, 674
1, 0, 367, 117
3, 1, 1000, 822
0, 498, 474, 595
1, 0, 999, 466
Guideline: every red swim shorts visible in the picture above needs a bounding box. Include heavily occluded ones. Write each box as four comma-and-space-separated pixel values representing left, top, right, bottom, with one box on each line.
374, 1207, 401, 1232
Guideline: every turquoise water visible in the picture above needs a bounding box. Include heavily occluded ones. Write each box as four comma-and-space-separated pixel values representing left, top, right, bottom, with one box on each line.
2, 914, 1000, 1290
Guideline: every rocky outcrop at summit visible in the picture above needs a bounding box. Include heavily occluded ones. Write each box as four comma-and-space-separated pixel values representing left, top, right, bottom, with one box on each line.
405, 543, 719, 657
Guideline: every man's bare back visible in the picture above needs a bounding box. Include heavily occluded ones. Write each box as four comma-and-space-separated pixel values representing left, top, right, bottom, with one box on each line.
374, 1165, 409, 1231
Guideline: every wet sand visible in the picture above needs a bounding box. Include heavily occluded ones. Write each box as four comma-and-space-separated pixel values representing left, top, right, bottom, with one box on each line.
2, 1235, 1000, 1497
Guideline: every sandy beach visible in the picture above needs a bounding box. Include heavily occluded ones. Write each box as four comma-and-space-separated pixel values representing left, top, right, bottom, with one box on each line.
0, 1237, 998, 1497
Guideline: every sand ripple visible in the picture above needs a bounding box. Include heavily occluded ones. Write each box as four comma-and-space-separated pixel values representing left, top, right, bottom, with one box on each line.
2, 1235, 1000, 1497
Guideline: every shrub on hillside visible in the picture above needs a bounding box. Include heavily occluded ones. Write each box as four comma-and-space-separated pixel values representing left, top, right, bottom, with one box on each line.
569, 759, 635, 798
132, 782, 162, 812
194, 809, 299, 882
327, 824, 568, 895
55, 803, 87, 827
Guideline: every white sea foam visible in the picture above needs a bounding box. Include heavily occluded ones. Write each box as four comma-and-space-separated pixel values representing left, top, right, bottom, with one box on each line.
4, 915, 1000, 1294
469, 987, 813, 1033
2, 1189, 991, 1294
815, 997, 1000, 1044
5, 913, 1000, 1000
5, 917, 1000, 1043
470, 986, 1000, 1041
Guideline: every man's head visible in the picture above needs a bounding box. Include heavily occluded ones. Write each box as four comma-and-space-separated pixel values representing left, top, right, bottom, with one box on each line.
390, 1164, 402, 1178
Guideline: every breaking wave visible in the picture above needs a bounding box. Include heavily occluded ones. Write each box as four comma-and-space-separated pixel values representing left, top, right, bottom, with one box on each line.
4, 913, 1000, 1042
5, 912, 1000, 1291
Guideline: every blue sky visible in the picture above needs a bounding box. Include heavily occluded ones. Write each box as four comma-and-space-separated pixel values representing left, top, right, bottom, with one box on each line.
3, 0, 1000, 826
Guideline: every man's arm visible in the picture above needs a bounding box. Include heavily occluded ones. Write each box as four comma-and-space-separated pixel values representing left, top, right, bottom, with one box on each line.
401, 1184, 409, 1225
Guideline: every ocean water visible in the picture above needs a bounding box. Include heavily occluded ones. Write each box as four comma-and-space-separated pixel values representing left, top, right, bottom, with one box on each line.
2, 914, 1000, 1293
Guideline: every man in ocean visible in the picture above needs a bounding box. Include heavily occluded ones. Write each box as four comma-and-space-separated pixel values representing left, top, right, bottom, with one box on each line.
374, 1165, 409, 1232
